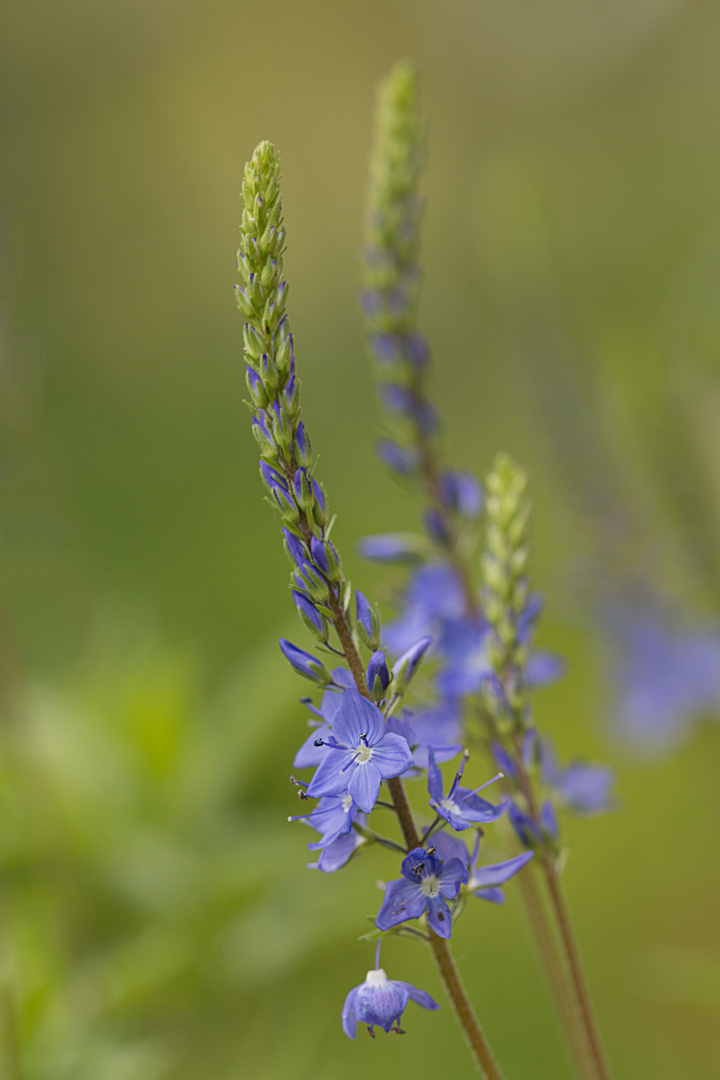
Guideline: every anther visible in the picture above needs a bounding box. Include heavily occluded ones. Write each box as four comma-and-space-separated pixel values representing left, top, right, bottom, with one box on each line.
313, 738, 325, 747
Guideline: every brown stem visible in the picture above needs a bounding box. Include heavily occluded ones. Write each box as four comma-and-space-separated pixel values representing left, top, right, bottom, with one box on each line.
326, 597, 503, 1078
517, 863, 595, 1080
541, 857, 613, 1080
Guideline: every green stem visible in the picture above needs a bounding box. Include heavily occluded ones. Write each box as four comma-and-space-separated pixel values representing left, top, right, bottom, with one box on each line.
517, 860, 595, 1080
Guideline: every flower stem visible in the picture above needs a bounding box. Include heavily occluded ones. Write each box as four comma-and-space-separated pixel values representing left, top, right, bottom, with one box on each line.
539, 855, 613, 1080
329, 603, 504, 1079
516, 860, 595, 1080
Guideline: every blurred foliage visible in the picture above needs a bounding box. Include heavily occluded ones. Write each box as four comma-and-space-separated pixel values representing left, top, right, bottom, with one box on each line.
1, 0, 720, 1076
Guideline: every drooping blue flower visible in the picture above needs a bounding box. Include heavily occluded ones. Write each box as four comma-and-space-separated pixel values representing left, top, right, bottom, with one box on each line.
342, 965, 439, 1038
427, 750, 505, 831
306, 689, 414, 812
376, 846, 469, 938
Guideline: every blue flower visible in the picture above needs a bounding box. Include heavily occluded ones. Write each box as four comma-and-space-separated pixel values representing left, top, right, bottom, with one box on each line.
376, 846, 469, 938
393, 701, 463, 770
383, 563, 467, 657
427, 750, 506, 831
357, 532, 427, 563
295, 793, 360, 849
605, 602, 720, 753
377, 439, 417, 474
438, 470, 483, 517
541, 740, 615, 816
306, 689, 414, 812
342, 966, 439, 1038
308, 818, 367, 873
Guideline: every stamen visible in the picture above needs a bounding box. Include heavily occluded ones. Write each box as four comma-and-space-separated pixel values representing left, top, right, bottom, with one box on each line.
459, 771, 504, 802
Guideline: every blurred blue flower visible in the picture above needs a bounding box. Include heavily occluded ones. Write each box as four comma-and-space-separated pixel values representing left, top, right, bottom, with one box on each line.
606, 604, 720, 753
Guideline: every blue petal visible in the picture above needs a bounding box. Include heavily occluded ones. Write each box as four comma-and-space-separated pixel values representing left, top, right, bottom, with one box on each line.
341, 986, 359, 1039
438, 857, 469, 895
306, 751, 355, 799
332, 689, 385, 747
370, 732, 415, 780
348, 761, 382, 813
395, 981, 440, 1011
426, 896, 453, 937
293, 723, 331, 769
426, 749, 445, 802
376, 878, 427, 930
470, 850, 534, 888
356, 977, 409, 1032
473, 887, 505, 904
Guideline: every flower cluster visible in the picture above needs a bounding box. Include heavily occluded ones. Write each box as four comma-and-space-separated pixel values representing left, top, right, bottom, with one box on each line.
238, 139, 535, 1050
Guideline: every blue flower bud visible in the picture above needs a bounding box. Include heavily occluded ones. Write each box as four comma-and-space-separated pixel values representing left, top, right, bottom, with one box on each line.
292, 590, 328, 642
424, 508, 450, 545
439, 471, 483, 517
295, 421, 311, 466
246, 366, 268, 408
251, 413, 274, 455
284, 375, 299, 415
282, 527, 306, 567
406, 332, 429, 367
377, 439, 416, 475
273, 484, 300, 522
392, 635, 433, 695
310, 535, 342, 583
356, 591, 372, 636
367, 650, 391, 701
539, 799, 559, 841
279, 639, 331, 684
508, 801, 541, 849
260, 461, 288, 495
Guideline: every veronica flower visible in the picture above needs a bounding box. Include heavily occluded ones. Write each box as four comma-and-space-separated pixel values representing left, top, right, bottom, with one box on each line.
308, 817, 367, 873
383, 563, 467, 657
376, 846, 469, 938
291, 793, 360, 850
540, 740, 615, 816
292, 671, 355, 769
306, 689, 414, 812
342, 948, 439, 1038
427, 750, 505, 830
396, 701, 463, 769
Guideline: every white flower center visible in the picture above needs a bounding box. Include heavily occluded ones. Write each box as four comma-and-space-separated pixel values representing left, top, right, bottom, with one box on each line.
356, 744, 373, 764
441, 797, 461, 815
366, 968, 388, 986
342, 794, 353, 812
420, 874, 440, 898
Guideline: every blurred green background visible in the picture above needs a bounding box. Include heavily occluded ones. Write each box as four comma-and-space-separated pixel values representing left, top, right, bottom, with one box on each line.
2, 1, 720, 1077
